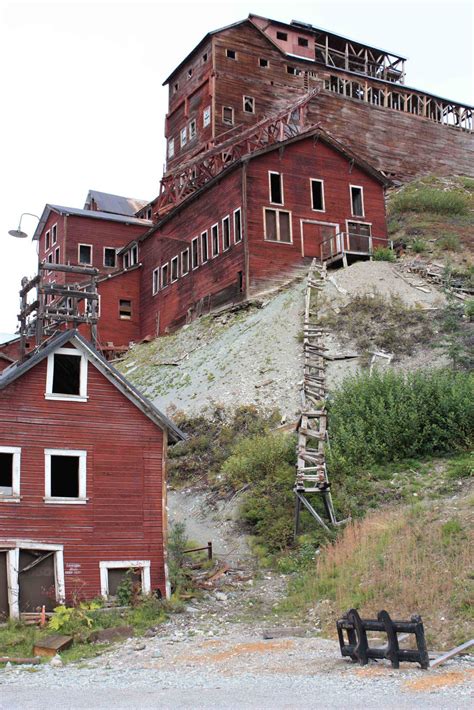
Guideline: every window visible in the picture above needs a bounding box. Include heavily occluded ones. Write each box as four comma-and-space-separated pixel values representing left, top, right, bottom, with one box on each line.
45, 230, 50, 251
201, 231, 208, 263
55, 247, 60, 264
119, 299, 132, 319
211, 223, 219, 257
311, 179, 325, 211
264, 208, 292, 243
189, 119, 197, 140
347, 221, 372, 237
202, 52, 208, 63
181, 249, 190, 275
191, 237, 199, 269
173, 82, 179, 94
0, 446, 21, 500
161, 263, 169, 288
226, 49, 236, 59
123, 252, 130, 269
243, 96, 255, 113
350, 186, 365, 217
104, 247, 116, 268
222, 106, 234, 125
259, 57, 269, 68
45, 449, 87, 503
46, 348, 88, 400
52, 224, 57, 244
187, 68, 193, 79
100, 560, 151, 597
298, 37, 309, 47
276, 31, 288, 41
152, 268, 160, 295
269, 172, 283, 205
203, 106, 211, 127
234, 208, 242, 243
180, 127, 187, 147
78, 244, 92, 265
168, 138, 175, 159
130, 245, 138, 265
48, 253, 53, 265
171, 256, 179, 282
287, 65, 303, 76
222, 216, 231, 251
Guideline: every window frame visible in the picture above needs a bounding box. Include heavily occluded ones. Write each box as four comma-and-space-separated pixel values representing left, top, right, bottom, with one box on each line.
222, 215, 231, 251
103, 247, 117, 268
152, 267, 160, 296
180, 126, 187, 147
44, 448, 87, 504
181, 248, 190, 276
222, 106, 234, 125
298, 36, 309, 47
78, 243, 93, 266
45, 347, 88, 402
233, 207, 242, 243
263, 207, 293, 244
259, 57, 269, 68
269, 171, 284, 206
211, 223, 219, 258
45, 230, 51, 251
203, 106, 211, 127
99, 560, 151, 598
51, 224, 57, 244
0, 446, 21, 502
55, 247, 60, 264
191, 237, 199, 270
168, 137, 175, 159
201, 230, 209, 263
310, 179, 326, 212
119, 299, 133, 320
276, 30, 288, 41
345, 219, 373, 236
243, 96, 255, 114
161, 262, 169, 289
350, 185, 365, 218
170, 256, 179, 282
189, 119, 197, 140
226, 48, 237, 60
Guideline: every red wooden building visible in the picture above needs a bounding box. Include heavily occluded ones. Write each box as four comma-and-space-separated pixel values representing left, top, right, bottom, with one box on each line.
0, 330, 183, 618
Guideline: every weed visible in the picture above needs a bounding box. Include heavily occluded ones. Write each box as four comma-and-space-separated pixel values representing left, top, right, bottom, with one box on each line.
390, 187, 469, 216
438, 232, 461, 251
411, 238, 428, 253
465, 299, 474, 321
373, 246, 396, 262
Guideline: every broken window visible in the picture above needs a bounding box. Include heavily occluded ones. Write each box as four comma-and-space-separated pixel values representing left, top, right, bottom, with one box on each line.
191, 237, 199, 269
203, 106, 211, 127
104, 247, 116, 268
264, 209, 292, 243
287, 65, 303, 76
222, 106, 234, 125
180, 126, 187, 147
202, 52, 208, 63
269, 172, 283, 204
276, 31, 288, 41
259, 58, 269, 68
298, 37, 309, 47
161, 263, 169, 288
311, 179, 325, 211
350, 186, 364, 217
171, 256, 179, 282
45, 449, 86, 501
168, 138, 175, 158
78, 244, 92, 265
45, 230, 50, 251
181, 249, 190, 275
234, 208, 242, 243
211, 223, 219, 257
119, 299, 132, 320
152, 267, 159, 295
221, 216, 231, 251
243, 96, 255, 113
187, 68, 193, 79
226, 49, 236, 59
0, 448, 20, 498
189, 119, 197, 140
52, 353, 81, 395
201, 231, 208, 263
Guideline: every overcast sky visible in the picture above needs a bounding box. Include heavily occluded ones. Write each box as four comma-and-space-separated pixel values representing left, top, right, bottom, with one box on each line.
0, 0, 472, 333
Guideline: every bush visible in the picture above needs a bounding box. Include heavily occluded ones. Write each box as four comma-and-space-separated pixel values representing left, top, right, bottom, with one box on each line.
465, 299, 474, 321
373, 246, 396, 262
411, 238, 428, 253
390, 187, 469, 216
167, 522, 191, 593
438, 232, 461, 251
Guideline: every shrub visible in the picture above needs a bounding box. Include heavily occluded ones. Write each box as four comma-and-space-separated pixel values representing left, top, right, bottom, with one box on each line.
372, 246, 396, 262
464, 299, 474, 321
438, 232, 461, 251
411, 238, 428, 253
390, 187, 469, 216
167, 522, 191, 593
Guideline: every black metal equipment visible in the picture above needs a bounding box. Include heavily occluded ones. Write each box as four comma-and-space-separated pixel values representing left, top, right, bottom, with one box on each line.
337, 608, 430, 669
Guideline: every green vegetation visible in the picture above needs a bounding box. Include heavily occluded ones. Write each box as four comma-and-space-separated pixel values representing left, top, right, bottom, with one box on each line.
411, 237, 428, 254
372, 246, 396, 262
389, 185, 469, 217
438, 232, 461, 251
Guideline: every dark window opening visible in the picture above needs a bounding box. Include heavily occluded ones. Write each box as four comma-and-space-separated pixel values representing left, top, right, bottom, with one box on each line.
48, 253, 53, 264
119, 299, 132, 320
298, 37, 309, 47
287, 65, 302, 76
222, 217, 230, 250
171, 257, 178, 281
108, 568, 141, 596
0, 453, 13, 492
270, 173, 283, 204
202, 52, 208, 62
52, 353, 81, 395
351, 187, 364, 216
192, 239, 199, 268
182, 250, 189, 275
187, 68, 193, 79
311, 180, 324, 210
123, 252, 130, 269
201, 232, 208, 262
52, 225, 57, 244
211, 225, 219, 256
238, 271, 244, 293
234, 209, 242, 242
276, 31, 288, 41
173, 82, 179, 93
226, 49, 236, 59
45, 231, 50, 250
104, 248, 116, 267
79, 244, 92, 264
50, 455, 79, 498
243, 96, 255, 113
162, 264, 169, 288
55, 247, 60, 263
259, 58, 269, 68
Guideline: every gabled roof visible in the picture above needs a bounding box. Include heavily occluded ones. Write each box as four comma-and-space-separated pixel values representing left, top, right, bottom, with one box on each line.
32, 204, 152, 241
84, 190, 148, 217
0, 330, 185, 443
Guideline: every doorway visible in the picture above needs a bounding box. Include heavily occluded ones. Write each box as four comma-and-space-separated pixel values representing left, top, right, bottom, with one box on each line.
0, 552, 8, 620
18, 550, 56, 613
301, 220, 339, 259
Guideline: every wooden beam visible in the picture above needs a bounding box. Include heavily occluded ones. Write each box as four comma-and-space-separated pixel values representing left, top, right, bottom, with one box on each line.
430, 639, 474, 669
39, 262, 99, 276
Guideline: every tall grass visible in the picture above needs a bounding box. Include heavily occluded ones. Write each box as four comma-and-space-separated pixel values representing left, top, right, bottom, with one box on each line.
389, 187, 469, 216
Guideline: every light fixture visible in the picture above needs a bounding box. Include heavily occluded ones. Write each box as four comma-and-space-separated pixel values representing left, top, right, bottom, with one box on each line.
8, 212, 40, 239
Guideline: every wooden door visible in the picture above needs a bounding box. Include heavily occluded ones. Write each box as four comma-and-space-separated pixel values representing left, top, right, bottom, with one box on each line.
302, 222, 338, 259
18, 550, 56, 613
347, 221, 372, 252
0, 552, 8, 620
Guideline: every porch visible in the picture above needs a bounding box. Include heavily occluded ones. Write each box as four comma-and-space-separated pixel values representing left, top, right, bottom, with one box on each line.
319, 231, 394, 266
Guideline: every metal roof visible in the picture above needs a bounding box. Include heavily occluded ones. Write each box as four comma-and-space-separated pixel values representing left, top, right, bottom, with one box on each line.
0, 333, 17, 346
84, 190, 149, 217
0, 330, 185, 443
32, 204, 152, 240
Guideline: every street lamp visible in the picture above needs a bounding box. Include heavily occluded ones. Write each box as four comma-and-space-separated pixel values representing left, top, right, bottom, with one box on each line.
8, 213, 40, 239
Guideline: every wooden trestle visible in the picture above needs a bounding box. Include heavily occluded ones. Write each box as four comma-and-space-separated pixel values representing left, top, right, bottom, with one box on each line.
294, 259, 342, 535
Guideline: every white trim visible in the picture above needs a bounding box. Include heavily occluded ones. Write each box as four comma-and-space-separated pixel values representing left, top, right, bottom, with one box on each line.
181, 248, 190, 276
161, 262, 169, 289
263, 207, 293, 244
222, 106, 234, 125
191, 236, 199, 270
51, 223, 58, 244
103, 246, 117, 268
189, 119, 197, 141
78, 243, 93, 265
268, 171, 284, 206
0, 446, 21, 501
170, 255, 179, 283
44, 448, 87, 503
345, 219, 373, 234
180, 126, 187, 147
99, 560, 151, 597
222, 215, 231, 251
310, 178, 325, 212
243, 95, 255, 114
300, 219, 339, 257
233, 207, 242, 243
200, 230, 209, 263
350, 184, 365, 218
167, 137, 175, 159
152, 267, 160, 295
203, 106, 211, 127
211, 223, 219, 257
45, 229, 51, 251
45, 347, 88, 401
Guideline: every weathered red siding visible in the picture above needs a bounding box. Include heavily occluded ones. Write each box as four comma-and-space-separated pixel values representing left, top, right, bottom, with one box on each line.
97, 266, 141, 346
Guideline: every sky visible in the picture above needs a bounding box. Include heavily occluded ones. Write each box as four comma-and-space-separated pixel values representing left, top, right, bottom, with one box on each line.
0, 0, 472, 333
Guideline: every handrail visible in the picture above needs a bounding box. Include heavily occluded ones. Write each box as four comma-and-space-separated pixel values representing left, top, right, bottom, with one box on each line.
318, 231, 393, 261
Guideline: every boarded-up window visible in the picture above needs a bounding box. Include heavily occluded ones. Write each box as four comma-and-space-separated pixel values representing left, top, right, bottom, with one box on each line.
222, 216, 230, 250
269, 172, 283, 204
350, 186, 364, 217
201, 231, 208, 262
311, 180, 325, 211
264, 209, 292, 243
119, 299, 132, 320
234, 208, 242, 243
52, 353, 81, 395
168, 138, 175, 158
107, 568, 142, 596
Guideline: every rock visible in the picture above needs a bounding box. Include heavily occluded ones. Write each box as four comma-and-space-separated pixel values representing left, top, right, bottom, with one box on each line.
88, 626, 134, 644
144, 629, 157, 638
133, 643, 146, 652
185, 605, 199, 613
215, 592, 228, 602
152, 650, 162, 659
50, 655, 63, 667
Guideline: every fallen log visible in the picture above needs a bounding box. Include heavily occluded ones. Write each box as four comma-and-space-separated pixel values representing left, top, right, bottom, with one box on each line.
0, 656, 42, 665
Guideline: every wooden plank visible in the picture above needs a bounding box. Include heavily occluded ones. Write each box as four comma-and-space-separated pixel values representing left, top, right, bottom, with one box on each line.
34, 634, 73, 657
429, 639, 474, 668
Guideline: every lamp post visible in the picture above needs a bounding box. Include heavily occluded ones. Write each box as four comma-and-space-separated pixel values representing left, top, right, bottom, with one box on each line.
8, 212, 40, 239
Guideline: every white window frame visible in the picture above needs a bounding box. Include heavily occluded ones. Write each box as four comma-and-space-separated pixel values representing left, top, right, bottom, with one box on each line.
350, 184, 365, 218
189, 119, 197, 140
55, 247, 60, 264
345, 219, 373, 235
170, 256, 179, 283
263, 207, 293, 244
0, 446, 21, 502
99, 560, 151, 598
222, 215, 231, 251
130, 244, 138, 266
181, 248, 190, 276
201, 230, 209, 263
203, 106, 211, 127
180, 126, 187, 147
222, 106, 234, 125
45, 230, 51, 251
161, 262, 169, 289
226, 48, 237, 60
211, 223, 219, 258
103, 247, 117, 268
233, 207, 242, 243
44, 448, 87, 505
4, 542, 65, 618
310, 179, 326, 212
45, 347, 88, 402
51, 223, 57, 244
191, 237, 199, 270
269, 171, 284, 206
243, 95, 255, 114
152, 267, 160, 295
78, 243, 93, 266
168, 137, 175, 159
259, 57, 269, 68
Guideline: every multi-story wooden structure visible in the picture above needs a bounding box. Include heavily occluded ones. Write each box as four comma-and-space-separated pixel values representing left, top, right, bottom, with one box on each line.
0, 329, 183, 618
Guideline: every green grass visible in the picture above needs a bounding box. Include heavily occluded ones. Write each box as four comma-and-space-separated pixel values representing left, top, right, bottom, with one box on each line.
390, 186, 470, 216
